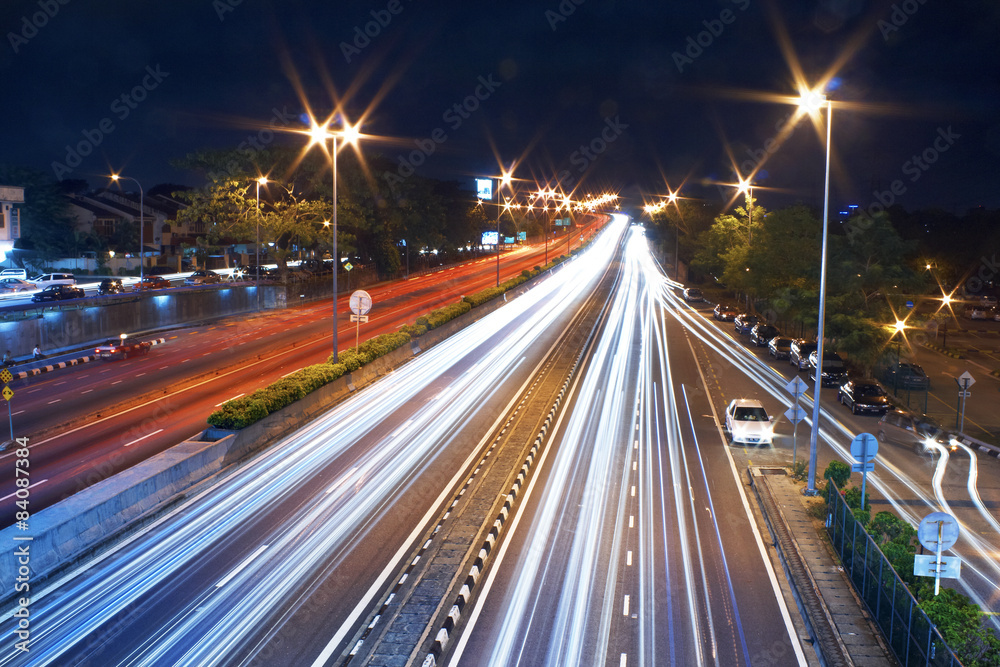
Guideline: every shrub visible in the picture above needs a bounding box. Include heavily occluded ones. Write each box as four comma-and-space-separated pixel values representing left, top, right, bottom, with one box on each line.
824, 460, 851, 490
207, 363, 345, 429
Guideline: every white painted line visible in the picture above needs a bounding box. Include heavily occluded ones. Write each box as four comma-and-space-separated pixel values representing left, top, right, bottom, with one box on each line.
123, 428, 163, 447
629, 515, 634, 528
281, 369, 300, 378
215, 393, 244, 407
216, 543, 269, 588
111, 380, 123, 385
47, 399, 61, 405
53, 381, 66, 386
0, 479, 47, 502
630, 485, 635, 497
135, 373, 146, 377
627, 550, 632, 566
623, 594, 630, 616
11, 410, 24, 416
81, 389, 93, 394
620, 654, 627, 667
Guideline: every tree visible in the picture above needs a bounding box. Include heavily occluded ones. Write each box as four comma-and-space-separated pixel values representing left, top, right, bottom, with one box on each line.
0, 165, 77, 264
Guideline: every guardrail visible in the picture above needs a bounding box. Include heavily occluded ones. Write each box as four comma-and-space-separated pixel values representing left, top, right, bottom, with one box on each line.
825, 481, 963, 667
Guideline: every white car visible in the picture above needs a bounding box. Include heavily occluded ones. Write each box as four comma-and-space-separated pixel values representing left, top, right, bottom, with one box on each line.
0, 278, 36, 293
30, 272, 77, 288
725, 398, 774, 446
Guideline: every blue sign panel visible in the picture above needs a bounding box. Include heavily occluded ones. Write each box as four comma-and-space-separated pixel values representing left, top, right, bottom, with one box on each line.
476, 178, 493, 201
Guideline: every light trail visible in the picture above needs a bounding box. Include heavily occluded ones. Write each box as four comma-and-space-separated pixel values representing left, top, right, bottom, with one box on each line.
0, 221, 629, 666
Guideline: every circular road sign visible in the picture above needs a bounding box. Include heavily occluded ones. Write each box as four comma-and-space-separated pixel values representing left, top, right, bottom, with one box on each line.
918, 512, 960, 552
850, 433, 879, 462
349, 290, 372, 316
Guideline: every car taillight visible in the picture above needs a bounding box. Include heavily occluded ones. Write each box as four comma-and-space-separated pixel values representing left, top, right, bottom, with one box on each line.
95, 348, 100, 354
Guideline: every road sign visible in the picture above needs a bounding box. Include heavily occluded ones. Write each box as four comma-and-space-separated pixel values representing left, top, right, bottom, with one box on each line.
914, 554, 962, 579
2, 386, 12, 401
349, 290, 372, 316
958, 390, 971, 398
905, 300, 914, 308
850, 433, 879, 461
349, 314, 368, 323
784, 406, 807, 424
918, 512, 959, 552
785, 376, 808, 397
851, 462, 875, 473
956, 371, 975, 389
344, 262, 353, 272
0, 369, 11, 384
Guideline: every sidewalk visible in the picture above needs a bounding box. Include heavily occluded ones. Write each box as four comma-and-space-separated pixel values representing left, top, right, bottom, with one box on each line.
751, 467, 896, 667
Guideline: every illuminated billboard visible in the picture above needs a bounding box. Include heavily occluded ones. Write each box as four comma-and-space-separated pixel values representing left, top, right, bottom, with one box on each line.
476, 178, 493, 201
481, 230, 498, 245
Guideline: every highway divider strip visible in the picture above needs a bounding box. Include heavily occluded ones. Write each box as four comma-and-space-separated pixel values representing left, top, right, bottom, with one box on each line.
423, 355, 582, 666
7, 339, 167, 380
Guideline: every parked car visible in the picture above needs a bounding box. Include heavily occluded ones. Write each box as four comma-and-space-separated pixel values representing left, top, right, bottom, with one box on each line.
877, 410, 956, 454
134, 276, 172, 292
965, 305, 993, 320
725, 398, 774, 446
30, 272, 76, 288
184, 270, 222, 286
682, 287, 704, 303
980, 295, 998, 308
30, 284, 85, 302
0, 278, 36, 293
97, 278, 125, 295
94, 338, 152, 360
767, 337, 794, 360
749, 324, 780, 347
789, 339, 817, 371
808, 350, 849, 386
734, 314, 760, 335
838, 379, 890, 415
881, 362, 930, 390
713, 303, 738, 321
0, 268, 28, 280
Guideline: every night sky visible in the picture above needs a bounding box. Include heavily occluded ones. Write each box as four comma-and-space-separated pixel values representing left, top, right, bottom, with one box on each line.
2, 0, 998, 215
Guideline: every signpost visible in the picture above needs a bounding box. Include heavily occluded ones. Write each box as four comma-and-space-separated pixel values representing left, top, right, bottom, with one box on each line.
349, 290, 372, 350
849, 433, 878, 510
785, 376, 809, 468
954, 371, 974, 432
916, 512, 961, 595
1, 367, 13, 445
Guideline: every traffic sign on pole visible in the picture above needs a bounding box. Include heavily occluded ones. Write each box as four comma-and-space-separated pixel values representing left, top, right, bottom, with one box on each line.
916, 512, 961, 595
850, 433, 878, 510
785, 376, 808, 397
784, 406, 807, 424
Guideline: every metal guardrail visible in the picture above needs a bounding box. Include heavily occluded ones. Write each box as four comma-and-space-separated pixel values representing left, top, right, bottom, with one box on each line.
826, 481, 964, 667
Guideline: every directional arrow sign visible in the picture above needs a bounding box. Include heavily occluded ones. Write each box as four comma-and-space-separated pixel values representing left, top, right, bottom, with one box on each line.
785, 376, 809, 398
784, 406, 808, 424
958, 391, 971, 398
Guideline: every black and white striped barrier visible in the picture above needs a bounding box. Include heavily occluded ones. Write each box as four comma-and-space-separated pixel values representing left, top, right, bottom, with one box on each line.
9, 338, 166, 380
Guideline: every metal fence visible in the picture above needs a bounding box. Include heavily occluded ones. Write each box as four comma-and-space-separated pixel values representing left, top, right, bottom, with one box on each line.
826, 482, 963, 667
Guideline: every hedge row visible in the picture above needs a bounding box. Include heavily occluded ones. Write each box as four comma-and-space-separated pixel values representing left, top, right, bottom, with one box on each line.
207, 249, 581, 430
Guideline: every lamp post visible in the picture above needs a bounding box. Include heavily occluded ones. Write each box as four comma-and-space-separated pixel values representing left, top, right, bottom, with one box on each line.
805, 93, 832, 496
738, 179, 754, 246
306, 118, 360, 363
254, 176, 268, 310
111, 174, 144, 283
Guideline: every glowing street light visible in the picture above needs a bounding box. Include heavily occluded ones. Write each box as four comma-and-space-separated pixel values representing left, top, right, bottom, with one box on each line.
303, 114, 361, 362
796, 87, 834, 496
110, 173, 144, 283
254, 176, 269, 309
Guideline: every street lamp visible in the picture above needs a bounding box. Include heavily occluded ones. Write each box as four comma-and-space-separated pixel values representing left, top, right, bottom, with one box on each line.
110, 173, 144, 283
737, 179, 754, 246
254, 176, 268, 310
800, 90, 833, 496
306, 117, 360, 363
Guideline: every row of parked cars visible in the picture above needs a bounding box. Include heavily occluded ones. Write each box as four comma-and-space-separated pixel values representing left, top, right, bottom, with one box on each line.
688, 293, 951, 454
0, 268, 230, 303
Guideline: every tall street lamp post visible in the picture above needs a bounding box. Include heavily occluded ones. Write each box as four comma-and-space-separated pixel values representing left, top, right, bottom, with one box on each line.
307, 119, 360, 363
805, 93, 833, 495
254, 176, 268, 311
111, 174, 144, 283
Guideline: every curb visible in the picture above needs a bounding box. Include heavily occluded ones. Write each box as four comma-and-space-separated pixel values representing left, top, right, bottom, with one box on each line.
921, 342, 962, 359
8, 338, 167, 380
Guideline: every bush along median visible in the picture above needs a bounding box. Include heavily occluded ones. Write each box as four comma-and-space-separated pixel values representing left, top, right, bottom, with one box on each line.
206, 251, 579, 430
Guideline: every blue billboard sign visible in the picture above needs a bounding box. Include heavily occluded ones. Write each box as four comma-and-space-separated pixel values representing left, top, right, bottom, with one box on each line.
476, 178, 493, 201
481, 230, 498, 245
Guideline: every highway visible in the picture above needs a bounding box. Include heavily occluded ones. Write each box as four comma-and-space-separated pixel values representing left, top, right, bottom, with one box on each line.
0, 217, 626, 666
0, 223, 604, 517
2, 218, 998, 665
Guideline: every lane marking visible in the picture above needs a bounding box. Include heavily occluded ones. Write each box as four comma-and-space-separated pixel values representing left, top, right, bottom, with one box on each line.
47, 399, 61, 405
81, 389, 93, 394
0, 479, 48, 502
123, 428, 163, 447
623, 594, 630, 616
215, 543, 269, 588
215, 393, 244, 407
627, 550, 632, 566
